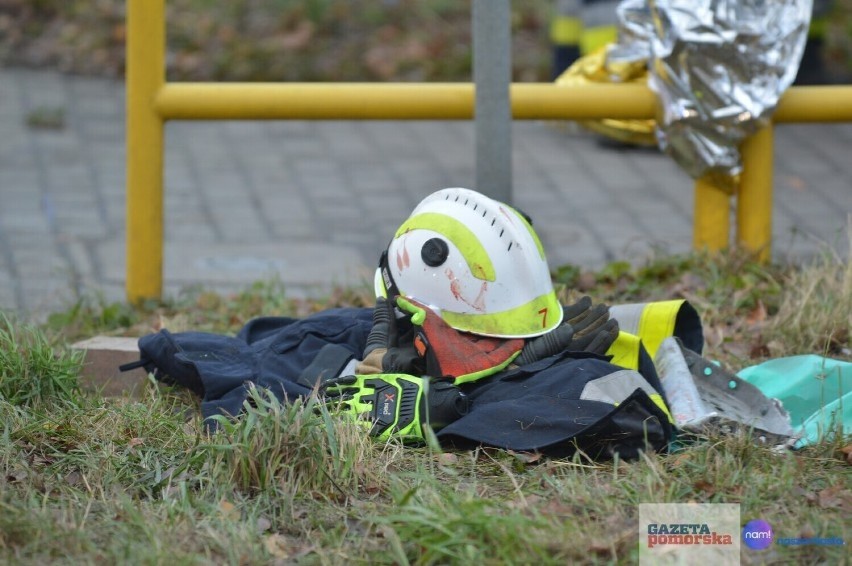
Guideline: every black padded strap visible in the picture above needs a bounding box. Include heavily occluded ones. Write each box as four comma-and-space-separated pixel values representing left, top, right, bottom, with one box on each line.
296, 344, 356, 389
119, 359, 148, 372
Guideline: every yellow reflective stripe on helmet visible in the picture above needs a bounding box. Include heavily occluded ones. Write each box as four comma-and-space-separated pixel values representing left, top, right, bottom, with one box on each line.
395, 212, 496, 281
441, 292, 561, 338
606, 331, 641, 371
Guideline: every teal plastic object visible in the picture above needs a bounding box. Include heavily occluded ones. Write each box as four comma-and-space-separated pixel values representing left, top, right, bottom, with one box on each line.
737, 355, 851, 448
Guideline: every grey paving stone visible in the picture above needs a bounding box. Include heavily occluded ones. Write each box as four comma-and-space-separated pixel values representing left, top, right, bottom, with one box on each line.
1, 67, 849, 320
0, 287, 17, 313
96, 239, 373, 293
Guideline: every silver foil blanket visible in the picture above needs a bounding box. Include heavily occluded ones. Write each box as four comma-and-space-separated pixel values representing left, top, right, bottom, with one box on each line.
609, 0, 812, 182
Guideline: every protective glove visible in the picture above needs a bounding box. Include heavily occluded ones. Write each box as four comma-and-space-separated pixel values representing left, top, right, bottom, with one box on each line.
395, 297, 525, 384
355, 296, 424, 376
561, 295, 620, 354
514, 296, 619, 366
320, 373, 469, 442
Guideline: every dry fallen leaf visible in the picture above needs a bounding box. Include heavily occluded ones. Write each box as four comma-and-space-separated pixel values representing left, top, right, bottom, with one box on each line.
799, 524, 817, 539
792, 486, 818, 504
65, 471, 83, 487
264, 534, 290, 559
6, 468, 28, 483
817, 486, 852, 513
576, 272, 597, 292
703, 325, 725, 349
693, 480, 716, 496
589, 541, 613, 556
277, 21, 315, 50
748, 340, 771, 359
591, 517, 635, 556
218, 499, 240, 521
746, 299, 767, 325
436, 452, 458, 466
508, 450, 542, 464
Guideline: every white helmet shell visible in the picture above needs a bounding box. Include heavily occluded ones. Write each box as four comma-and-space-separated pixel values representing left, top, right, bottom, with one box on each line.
376, 187, 562, 338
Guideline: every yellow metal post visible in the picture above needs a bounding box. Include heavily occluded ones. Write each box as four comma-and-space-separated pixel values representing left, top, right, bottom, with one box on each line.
153, 82, 658, 121
126, 0, 165, 303
693, 176, 731, 252
156, 83, 476, 120
775, 85, 852, 122
737, 125, 774, 263
150, 82, 852, 122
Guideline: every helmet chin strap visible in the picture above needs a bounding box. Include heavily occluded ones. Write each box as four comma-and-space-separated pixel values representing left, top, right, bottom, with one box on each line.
378, 250, 402, 299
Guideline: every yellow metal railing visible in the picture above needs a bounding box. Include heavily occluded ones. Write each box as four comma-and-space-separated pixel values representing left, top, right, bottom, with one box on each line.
127, 0, 852, 303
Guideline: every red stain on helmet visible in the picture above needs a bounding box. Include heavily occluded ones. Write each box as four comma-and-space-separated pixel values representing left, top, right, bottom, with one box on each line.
396, 241, 411, 271
445, 268, 462, 301
446, 268, 487, 312
472, 281, 488, 312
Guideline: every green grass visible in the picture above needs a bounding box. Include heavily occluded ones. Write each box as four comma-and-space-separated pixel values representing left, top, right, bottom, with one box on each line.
0, 250, 849, 564
0, 314, 82, 406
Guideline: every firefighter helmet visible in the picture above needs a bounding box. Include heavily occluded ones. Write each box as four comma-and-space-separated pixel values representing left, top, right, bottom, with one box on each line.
375, 187, 562, 338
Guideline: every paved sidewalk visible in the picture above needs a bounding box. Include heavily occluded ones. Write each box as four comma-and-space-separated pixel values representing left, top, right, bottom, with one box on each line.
1, 68, 850, 320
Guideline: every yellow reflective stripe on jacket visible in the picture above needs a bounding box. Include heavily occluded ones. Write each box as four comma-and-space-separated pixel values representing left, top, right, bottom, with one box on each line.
609, 299, 686, 360
579, 365, 674, 425
635, 300, 684, 359
604, 336, 674, 424
607, 331, 641, 370
649, 393, 674, 425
